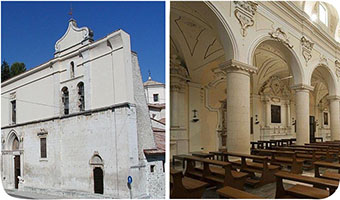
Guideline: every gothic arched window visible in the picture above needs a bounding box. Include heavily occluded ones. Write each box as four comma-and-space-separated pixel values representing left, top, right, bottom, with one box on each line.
12, 137, 19, 150
77, 82, 85, 111
70, 61, 75, 78
62, 87, 69, 115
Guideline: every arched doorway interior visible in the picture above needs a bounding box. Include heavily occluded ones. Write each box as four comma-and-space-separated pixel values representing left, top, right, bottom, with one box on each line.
12, 136, 20, 189
89, 152, 104, 194
93, 167, 103, 194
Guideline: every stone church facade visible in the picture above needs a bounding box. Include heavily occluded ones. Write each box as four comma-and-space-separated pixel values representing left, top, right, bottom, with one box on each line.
1, 19, 164, 198
170, 1, 340, 157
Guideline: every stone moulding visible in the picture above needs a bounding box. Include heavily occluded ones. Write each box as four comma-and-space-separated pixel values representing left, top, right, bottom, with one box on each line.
219, 59, 257, 74
269, 27, 293, 49
234, 1, 258, 37
290, 83, 314, 92
301, 36, 314, 63
327, 95, 340, 101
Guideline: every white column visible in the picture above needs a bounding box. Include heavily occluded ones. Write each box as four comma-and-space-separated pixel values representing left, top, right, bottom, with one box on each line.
221, 59, 257, 154
286, 100, 291, 128
263, 97, 271, 127
291, 84, 313, 145
328, 96, 340, 141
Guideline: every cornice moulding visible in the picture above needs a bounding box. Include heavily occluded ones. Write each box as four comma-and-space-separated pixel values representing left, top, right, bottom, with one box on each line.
290, 84, 314, 91
327, 95, 340, 101
219, 59, 257, 74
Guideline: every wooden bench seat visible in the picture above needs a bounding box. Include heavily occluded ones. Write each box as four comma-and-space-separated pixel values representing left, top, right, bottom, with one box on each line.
252, 149, 304, 174
274, 147, 323, 169
286, 184, 329, 199
212, 152, 280, 187
195, 166, 248, 179
170, 168, 208, 198
314, 161, 340, 181
275, 171, 339, 198
217, 186, 262, 199
322, 171, 340, 181
182, 155, 249, 190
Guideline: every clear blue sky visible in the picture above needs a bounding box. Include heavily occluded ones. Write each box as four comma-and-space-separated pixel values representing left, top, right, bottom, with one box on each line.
1, 1, 165, 83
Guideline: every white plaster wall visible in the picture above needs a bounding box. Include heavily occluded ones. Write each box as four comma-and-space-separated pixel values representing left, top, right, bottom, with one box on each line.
1, 30, 136, 126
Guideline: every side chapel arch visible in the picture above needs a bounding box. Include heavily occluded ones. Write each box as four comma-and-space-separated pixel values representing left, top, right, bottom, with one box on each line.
249, 36, 305, 86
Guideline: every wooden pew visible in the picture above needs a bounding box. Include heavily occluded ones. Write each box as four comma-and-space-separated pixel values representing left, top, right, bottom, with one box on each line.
219, 152, 280, 187
170, 168, 208, 198
314, 161, 340, 181
273, 146, 322, 169
172, 154, 188, 169
183, 155, 249, 190
217, 186, 262, 199
191, 152, 214, 159
252, 149, 304, 174
290, 144, 336, 160
275, 171, 339, 198
250, 141, 264, 150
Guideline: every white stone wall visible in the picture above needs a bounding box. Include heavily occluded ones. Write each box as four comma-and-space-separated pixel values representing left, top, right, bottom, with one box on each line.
1, 106, 151, 198
1, 26, 136, 127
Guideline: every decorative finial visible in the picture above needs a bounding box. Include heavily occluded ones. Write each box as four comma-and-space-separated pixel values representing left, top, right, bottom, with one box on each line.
148, 70, 152, 80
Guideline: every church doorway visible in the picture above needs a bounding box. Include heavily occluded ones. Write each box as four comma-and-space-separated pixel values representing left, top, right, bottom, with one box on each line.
14, 155, 20, 189
93, 167, 103, 194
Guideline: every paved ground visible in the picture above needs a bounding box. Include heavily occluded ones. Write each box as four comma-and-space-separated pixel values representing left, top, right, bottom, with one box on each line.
5, 189, 61, 199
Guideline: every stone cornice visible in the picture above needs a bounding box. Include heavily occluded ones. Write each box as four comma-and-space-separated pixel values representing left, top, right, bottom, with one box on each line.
219, 59, 257, 74
290, 84, 314, 92
327, 95, 340, 101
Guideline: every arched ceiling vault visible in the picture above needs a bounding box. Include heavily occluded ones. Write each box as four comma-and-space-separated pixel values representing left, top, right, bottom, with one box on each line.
170, 2, 234, 78
252, 40, 298, 95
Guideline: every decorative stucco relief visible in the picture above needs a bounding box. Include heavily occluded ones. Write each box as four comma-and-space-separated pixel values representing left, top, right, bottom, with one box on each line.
301, 36, 314, 63
336, 60, 340, 78
319, 55, 328, 66
170, 55, 190, 92
259, 76, 291, 98
234, 1, 258, 37
269, 27, 293, 49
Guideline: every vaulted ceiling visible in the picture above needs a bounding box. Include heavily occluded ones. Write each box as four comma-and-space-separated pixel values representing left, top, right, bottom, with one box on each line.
170, 2, 225, 75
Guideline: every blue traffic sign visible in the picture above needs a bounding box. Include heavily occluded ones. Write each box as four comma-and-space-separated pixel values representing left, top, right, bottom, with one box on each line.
128, 176, 133, 184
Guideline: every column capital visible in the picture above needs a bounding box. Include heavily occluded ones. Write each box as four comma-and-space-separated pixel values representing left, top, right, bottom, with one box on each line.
291, 84, 314, 92
219, 59, 257, 75
327, 95, 340, 101
261, 95, 271, 103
